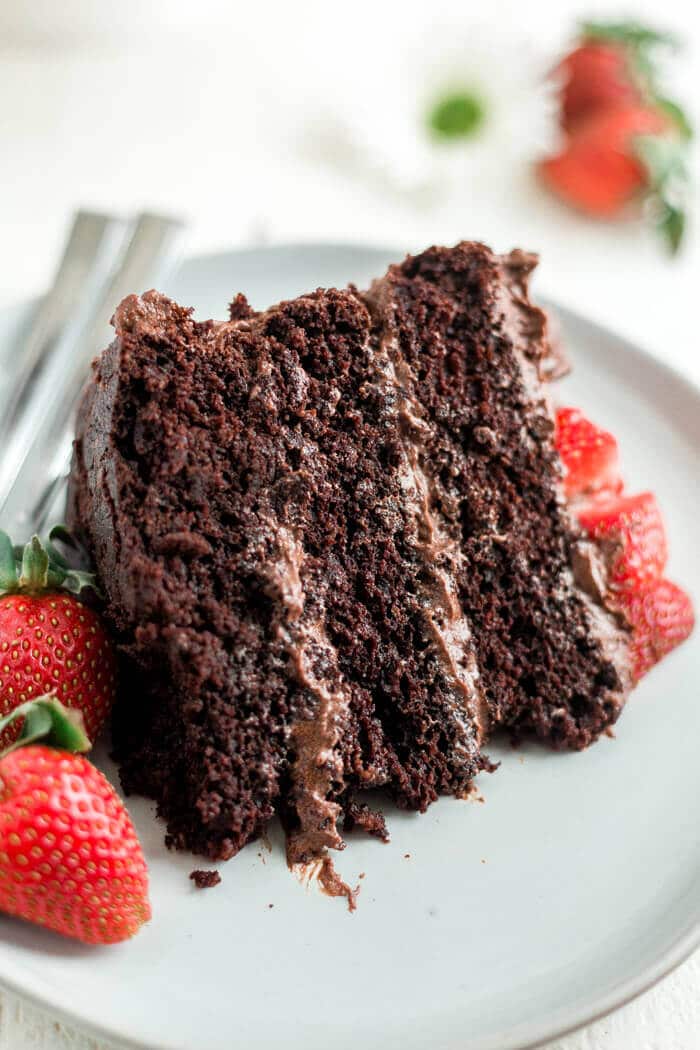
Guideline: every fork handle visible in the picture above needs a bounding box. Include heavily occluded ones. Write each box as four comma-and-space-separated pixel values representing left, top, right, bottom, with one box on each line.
0, 212, 123, 446
0, 212, 183, 535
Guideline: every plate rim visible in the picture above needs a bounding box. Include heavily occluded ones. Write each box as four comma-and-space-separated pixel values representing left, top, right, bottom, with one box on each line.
0, 240, 699, 1050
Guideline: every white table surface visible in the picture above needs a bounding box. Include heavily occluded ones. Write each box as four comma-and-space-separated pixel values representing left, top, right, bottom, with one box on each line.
0, 1, 698, 1046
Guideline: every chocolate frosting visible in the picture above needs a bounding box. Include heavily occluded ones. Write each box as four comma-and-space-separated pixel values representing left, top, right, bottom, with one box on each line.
264, 527, 350, 864
571, 540, 610, 604
389, 346, 490, 748
364, 285, 490, 753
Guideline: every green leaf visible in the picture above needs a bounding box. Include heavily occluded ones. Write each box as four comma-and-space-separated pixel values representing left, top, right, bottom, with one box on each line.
427, 91, 486, 141
0, 526, 99, 598
20, 704, 53, 745
62, 569, 102, 597
48, 525, 78, 560
655, 96, 693, 140
0, 531, 18, 592
0, 695, 91, 756
580, 20, 680, 51
635, 134, 688, 185
580, 20, 682, 100
46, 527, 71, 570
635, 134, 690, 255
47, 525, 101, 596
657, 203, 686, 254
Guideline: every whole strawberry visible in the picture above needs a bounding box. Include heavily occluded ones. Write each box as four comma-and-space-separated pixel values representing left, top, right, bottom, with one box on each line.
0, 529, 116, 747
0, 696, 150, 944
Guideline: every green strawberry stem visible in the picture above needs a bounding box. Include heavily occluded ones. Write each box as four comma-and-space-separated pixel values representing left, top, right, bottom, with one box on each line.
0, 695, 91, 757
0, 527, 98, 598
580, 20, 680, 53
19, 535, 51, 591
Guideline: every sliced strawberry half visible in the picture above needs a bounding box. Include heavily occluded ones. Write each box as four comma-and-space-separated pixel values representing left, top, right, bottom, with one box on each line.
554, 406, 622, 497
614, 578, 694, 681
538, 104, 668, 218
577, 491, 668, 588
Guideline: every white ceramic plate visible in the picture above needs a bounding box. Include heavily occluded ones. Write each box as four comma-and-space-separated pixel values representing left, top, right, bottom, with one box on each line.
0, 244, 698, 1050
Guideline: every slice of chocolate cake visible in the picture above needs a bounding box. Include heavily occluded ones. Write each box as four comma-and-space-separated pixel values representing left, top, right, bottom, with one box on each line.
365, 247, 631, 747
67, 242, 669, 888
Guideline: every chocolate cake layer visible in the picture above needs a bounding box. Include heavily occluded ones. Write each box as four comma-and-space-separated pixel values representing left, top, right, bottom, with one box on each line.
366, 245, 629, 748
67, 242, 631, 871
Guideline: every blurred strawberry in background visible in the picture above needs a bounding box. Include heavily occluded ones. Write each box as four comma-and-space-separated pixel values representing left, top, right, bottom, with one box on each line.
557, 38, 640, 131
540, 105, 668, 218
538, 20, 693, 252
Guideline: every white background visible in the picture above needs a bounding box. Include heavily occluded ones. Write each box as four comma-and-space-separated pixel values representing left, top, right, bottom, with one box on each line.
0, 1, 699, 1047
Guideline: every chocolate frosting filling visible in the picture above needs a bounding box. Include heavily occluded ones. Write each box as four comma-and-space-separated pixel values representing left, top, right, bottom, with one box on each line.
494, 253, 632, 704
369, 326, 490, 751
264, 528, 350, 860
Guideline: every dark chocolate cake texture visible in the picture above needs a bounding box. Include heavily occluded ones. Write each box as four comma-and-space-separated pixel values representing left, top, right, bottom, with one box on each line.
68, 242, 686, 899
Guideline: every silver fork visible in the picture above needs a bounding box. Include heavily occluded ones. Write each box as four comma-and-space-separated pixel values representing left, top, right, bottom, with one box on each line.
0, 212, 124, 442
0, 211, 184, 536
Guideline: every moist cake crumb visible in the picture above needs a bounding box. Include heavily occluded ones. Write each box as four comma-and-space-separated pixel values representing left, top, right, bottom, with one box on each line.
67, 241, 638, 891
189, 869, 221, 889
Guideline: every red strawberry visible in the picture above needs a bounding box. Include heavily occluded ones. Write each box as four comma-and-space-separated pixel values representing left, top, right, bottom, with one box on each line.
538, 105, 668, 217
614, 578, 694, 680
554, 406, 621, 497
556, 42, 639, 132
541, 21, 691, 252
0, 531, 116, 748
0, 696, 150, 944
577, 491, 668, 588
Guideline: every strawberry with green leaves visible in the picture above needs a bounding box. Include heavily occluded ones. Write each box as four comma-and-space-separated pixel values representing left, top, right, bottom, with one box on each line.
0, 529, 116, 747
554, 21, 683, 133
0, 695, 150, 944
540, 19, 692, 252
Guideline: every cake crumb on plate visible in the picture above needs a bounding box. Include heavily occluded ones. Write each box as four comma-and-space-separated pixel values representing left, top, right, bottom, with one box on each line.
189, 869, 221, 889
